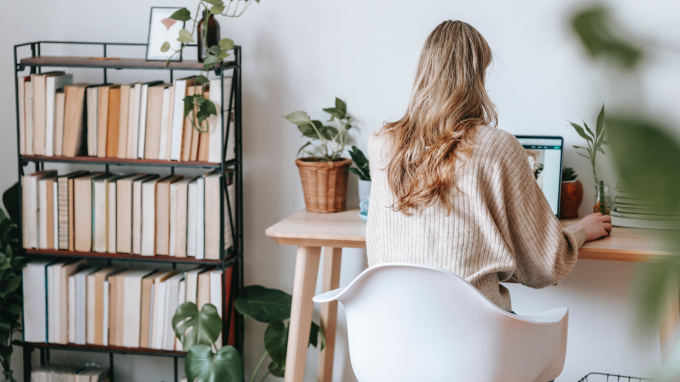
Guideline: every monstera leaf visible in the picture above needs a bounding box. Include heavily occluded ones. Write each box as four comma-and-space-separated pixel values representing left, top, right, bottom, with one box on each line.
172, 302, 222, 349
234, 285, 292, 323
186, 344, 243, 382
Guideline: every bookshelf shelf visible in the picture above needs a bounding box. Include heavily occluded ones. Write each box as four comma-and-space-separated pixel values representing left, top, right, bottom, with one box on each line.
14, 41, 244, 382
21, 155, 237, 169
19, 55, 236, 71
24, 248, 230, 264
15, 341, 186, 358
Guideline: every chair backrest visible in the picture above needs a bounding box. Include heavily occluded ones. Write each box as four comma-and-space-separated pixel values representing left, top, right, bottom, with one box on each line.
314, 263, 568, 382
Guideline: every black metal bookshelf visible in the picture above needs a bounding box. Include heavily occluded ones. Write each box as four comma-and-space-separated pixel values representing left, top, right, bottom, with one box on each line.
12, 41, 244, 382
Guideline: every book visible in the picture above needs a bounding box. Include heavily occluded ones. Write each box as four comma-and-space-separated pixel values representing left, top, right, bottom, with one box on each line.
196, 175, 206, 259
47, 262, 60, 343
87, 267, 118, 345
208, 77, 235, 162
18, 76, 30, 155
156, 175, 183, 255
74, 174, 107, 252
140, 271, 157, 348
106, 86, 121, 157
185, 266, 207, 304
54, 91, 66, 156
62, 83, 90, 157
181, 85, 197, 161
137, 81, 164, 159
97, 85, 114, 158
151, 270, 178, 349
170, 76, 196, 161
117, 84, 135, 158
162, 273, 185, 350
38, 173, 57, 249
144, 83, 169, 159
23, 171, 57, 249
24, 81, 35, 155
115, 174, 149, 253
45, 74, 74, 156
196, 89, 211, 162
126, 83, 142, 159
52, 179, 58, 249
103, 280, 110, 346
109, 269, 134, 346
56, 171, 88, 250
75, 266, 99, 345
188, 86, 204, 161
197, 269, 211, 310
610, 210, 680, 221
210, 269, 224, 348
173, 177, 195, 257
186, 178, 198, 257
23, 260, 54, 342
103, 269, 129, 346
140, 175, 165, 256
32, 71, 65, 155
158, 85, 174, 160
123, 269, 157, 348
611, 214, 680, 230
57, 259, 85, 344
86, 86, 99, 156
204, 172, 221, 259
225, 169, 236, 252
93, 174, 117, 253
176, 279, 187, 350
107, 177, 118, 253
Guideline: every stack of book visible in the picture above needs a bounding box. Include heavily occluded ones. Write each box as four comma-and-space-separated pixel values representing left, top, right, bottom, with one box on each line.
23, 261, 235, 351
31, 365, 109, 382
17, 72, 234, 162
21, 170, 235, 259
611, 183, 680, 230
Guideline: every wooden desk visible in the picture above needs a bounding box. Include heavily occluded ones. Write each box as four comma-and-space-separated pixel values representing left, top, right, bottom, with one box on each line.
266, 209, 674, 382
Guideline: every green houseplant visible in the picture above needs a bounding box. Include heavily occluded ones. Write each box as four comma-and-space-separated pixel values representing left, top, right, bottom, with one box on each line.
348, 146, 371, 208
173, 285, 323, 382
284, 98, 354, 213
162, 0, 262, 133
0, 183, 23, 382
559, 167, 583, 219
569, 105, 610, 214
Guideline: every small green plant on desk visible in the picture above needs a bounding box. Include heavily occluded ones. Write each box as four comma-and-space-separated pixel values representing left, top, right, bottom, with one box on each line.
173, 285, 323, 382
561, 167, 578, 182
348, 146, 370, 181
162, 0, 262, 133
0, 183, 23, 382
569, 105, 609, 214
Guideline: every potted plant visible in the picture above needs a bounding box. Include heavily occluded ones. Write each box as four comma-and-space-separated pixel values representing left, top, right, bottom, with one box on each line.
348, 146, 371, 211
570, 105, 611, 214
284, 98, 353, 213
173, 285, 323, 382
560, 167, 583, 219
0, 184, 22, 382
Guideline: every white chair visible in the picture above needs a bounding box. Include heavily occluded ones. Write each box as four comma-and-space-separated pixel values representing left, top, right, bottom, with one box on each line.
313, 263, 568, 382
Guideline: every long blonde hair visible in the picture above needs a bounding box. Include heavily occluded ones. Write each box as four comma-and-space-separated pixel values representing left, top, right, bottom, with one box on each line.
381, 20, 497, 214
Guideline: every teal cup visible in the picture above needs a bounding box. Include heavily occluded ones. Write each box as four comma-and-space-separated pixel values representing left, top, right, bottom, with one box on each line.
360, 197, 370, 213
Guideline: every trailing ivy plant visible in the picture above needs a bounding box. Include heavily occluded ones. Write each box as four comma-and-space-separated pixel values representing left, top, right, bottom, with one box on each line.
0, 183, 23, 381
284, 98, 353, 162
162, 0, 262, 133
173, 285, 323, 382
348, 146, 370, 181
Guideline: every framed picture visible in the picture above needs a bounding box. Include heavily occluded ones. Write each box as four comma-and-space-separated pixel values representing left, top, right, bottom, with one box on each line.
146, 7, 185, 62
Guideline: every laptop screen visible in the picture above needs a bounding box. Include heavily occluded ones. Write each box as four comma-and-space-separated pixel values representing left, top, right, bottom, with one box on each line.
515, 136, 564, 216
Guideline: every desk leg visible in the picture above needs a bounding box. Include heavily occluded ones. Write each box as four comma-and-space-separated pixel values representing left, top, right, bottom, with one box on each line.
318, 247, 342, 382
285, 246, 322, 382
656, 264, 680, 362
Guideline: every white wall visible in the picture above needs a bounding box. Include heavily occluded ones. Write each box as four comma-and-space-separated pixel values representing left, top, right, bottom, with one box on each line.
2, 0, 679, 381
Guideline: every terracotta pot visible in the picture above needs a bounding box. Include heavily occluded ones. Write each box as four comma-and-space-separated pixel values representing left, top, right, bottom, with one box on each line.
296, 158, 352, 213
560, 180, 583, 219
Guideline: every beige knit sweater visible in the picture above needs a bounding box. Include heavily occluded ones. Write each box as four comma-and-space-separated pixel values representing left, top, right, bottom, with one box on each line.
366, 125, 588, 311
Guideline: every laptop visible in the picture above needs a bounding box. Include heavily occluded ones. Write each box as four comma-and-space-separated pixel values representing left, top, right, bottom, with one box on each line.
515, 136, 564, 217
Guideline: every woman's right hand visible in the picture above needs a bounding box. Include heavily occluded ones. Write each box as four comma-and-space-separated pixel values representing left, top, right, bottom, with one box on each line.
574, 213, 612, 241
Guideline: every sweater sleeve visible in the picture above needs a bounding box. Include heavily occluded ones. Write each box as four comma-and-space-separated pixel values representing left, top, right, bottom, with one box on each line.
501, 135, 588, 288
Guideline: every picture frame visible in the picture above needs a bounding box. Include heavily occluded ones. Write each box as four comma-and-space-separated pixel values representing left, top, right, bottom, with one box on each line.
146, 7, 185, 62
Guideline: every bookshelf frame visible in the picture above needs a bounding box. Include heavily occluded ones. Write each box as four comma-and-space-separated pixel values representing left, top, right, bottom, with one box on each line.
12, 41, 245, 382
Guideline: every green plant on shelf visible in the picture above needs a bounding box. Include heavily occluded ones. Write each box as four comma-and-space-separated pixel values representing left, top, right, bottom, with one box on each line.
0, 183, 23, 382
562, 167, 578, 182
173, 285, 323, 382
569, 105, 608, 213
163, 0, 262, 134
284, 97, 353, 162
348, 146, 370, 181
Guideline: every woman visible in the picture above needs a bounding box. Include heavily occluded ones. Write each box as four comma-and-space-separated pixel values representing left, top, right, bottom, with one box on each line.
366, 20, 612, 312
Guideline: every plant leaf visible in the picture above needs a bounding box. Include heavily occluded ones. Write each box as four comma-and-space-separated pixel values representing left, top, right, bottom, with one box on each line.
268, 361, 285, 378
2, 182, 20, 225
170, 8, 192, 22
234, 285, 292, 323
203, 54, 221, 70
177, 28, 194, 44
283, 111, 311, 126
297, 142, 312, 157
596, 104, 605, 139
211, 4, 225, 14
204, 0, 225, 5
583, 121, 594, 138
335, 98, 347, 115
196, 75, 210, 85
0, 276, 21, 297
183, 96, 194, 118
185, 344, 243, 382
569, 122, 593, 142
264, 320, 287, 367
219, 38, 235, 50
172, 302, 223, 349
160, 42, 171, 53
208, 45, 222, 56
322, 107, 343, 121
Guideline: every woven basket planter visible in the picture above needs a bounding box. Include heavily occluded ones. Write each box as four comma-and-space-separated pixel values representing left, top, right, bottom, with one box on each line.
296, 158, 352, 213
